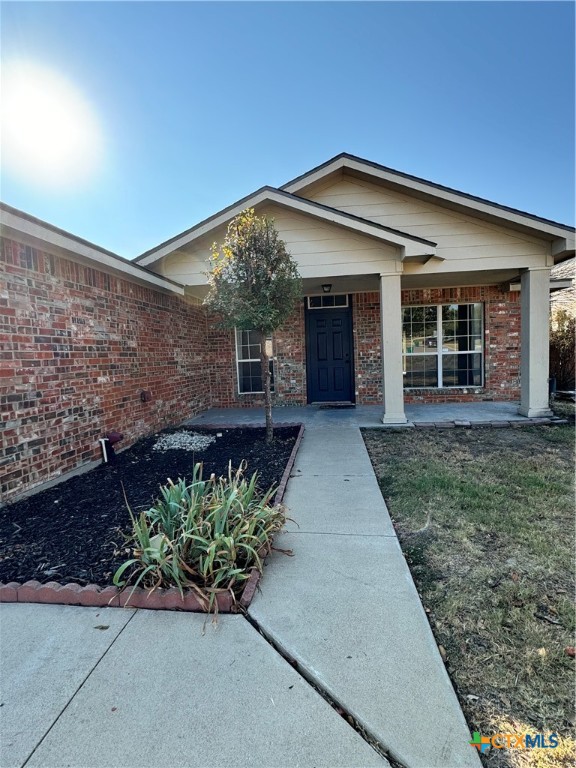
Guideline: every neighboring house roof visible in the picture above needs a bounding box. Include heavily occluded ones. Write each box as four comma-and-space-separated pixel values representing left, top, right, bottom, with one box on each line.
551, 256, 575, 281
0, 202, 185, 295
550, 256, 576, 317
281, 153, 575, 248
135, 186, 438, 267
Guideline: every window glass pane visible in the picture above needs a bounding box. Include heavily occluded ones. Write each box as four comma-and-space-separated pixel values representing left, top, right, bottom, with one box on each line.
309, 296, 322, 308
403, 355, 438, 387
237, 330, 275, 393
238, 359, 275, 393
402, 303, 483, 388
238, 361, 262, 393
334, 295, 347, 306
236, 329, 263, 361
442, 353, 482, 387
402, 306, 438, 352
323, 295, 335, 307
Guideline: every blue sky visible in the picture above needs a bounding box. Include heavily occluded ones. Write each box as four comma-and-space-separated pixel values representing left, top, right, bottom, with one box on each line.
1, 1, 574, 258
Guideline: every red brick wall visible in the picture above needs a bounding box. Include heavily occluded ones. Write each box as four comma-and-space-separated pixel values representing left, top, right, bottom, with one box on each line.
1, 239, 523, 505
353, 287, 521, 404
207, 287, 521, 408
1, 238, 210, 502
207, 301, 307, 408
352, 292, 382, 404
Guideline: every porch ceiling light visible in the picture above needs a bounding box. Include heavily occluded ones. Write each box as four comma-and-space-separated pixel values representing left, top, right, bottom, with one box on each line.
322, 283, 332, 293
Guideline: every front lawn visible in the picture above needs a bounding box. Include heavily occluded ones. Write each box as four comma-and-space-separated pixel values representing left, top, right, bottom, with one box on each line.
363, 424, 575, 768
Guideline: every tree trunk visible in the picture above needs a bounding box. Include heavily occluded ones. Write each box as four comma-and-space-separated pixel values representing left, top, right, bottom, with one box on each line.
260, 337, 273, 443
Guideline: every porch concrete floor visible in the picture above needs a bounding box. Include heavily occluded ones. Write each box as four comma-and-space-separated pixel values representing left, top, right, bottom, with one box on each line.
186, 399, 536, 428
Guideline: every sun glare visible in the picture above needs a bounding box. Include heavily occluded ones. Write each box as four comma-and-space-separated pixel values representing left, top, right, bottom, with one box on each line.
1, 60, 104, 189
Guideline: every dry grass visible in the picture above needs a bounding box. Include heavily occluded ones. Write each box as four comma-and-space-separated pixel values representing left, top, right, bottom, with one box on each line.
550, 398, 575, 422
362, 424, 575, 768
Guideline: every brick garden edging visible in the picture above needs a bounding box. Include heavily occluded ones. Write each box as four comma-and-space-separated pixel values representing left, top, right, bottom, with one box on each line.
411, 417, 568, 429
0, 423, 305, 613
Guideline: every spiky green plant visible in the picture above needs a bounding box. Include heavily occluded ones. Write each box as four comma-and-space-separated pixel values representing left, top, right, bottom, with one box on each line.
113, 462, 285, 612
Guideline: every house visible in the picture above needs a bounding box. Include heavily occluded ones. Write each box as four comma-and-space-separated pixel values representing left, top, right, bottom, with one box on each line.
135, 153, 575, 422
1, 154, 574, 502
550, 256, 575, 319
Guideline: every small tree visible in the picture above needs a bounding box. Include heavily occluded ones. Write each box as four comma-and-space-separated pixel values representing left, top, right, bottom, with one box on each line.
205, 209, 302, 442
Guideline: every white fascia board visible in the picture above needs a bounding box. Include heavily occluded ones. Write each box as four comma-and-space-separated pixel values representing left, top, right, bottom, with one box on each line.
137, 188, 435, 267
137, 189, 274, 266
1, 209, 184, 295
282, 156, 348, 194
285, 156, 574, 242
508, 279, 571, 292
552, 236, 575, 258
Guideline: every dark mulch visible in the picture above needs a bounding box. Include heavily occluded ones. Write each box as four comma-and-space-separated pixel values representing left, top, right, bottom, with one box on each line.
0, 425, 299, 587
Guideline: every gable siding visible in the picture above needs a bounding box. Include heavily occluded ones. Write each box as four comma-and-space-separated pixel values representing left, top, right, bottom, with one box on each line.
161, 204, 399, 286
307, 177, 548, 268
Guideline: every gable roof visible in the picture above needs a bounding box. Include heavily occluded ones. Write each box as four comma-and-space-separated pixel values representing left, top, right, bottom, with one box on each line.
281, 152, 575, 247
135, 186, 437, 267
0, 202, 185, 295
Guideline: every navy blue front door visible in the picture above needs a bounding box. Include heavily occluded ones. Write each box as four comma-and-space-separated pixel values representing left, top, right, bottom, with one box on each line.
306, 306, 354, 402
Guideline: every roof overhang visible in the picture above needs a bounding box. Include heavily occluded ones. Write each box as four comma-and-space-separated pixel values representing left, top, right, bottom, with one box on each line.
136, 187, 437, 267
281, 153, 575, 259
0, 203, 185, 295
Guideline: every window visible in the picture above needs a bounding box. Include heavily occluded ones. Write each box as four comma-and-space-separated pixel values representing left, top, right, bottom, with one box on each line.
235, 329, 275, 394
307, 294, 349, 309
402, 303, 483, 388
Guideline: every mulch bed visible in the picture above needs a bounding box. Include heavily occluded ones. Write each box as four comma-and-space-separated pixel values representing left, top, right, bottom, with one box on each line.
0, 425, 300, 588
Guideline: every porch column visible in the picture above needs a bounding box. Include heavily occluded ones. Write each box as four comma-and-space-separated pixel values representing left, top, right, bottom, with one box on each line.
380, 273, 407, 424
518, 266, 553, 418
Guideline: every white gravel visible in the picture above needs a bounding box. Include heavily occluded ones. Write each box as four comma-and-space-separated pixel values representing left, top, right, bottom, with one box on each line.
152, 431, 216, 452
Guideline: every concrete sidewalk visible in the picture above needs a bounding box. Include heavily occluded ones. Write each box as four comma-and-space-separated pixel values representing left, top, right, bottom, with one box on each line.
1, 604, 385, 768
247, 419, 481, 768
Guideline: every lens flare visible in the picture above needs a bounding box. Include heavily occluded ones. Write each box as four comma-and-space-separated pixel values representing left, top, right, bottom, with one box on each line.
1, 60, 104, 189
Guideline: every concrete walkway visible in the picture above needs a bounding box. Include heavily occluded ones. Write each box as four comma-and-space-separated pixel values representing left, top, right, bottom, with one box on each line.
1, 604, 384, 768
244, 416, 481, 768
1, 406, 488, 768
188, 406, 482, 766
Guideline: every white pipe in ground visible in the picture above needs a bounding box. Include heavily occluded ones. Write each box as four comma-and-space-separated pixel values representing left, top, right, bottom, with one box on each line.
99, 438, 109, 464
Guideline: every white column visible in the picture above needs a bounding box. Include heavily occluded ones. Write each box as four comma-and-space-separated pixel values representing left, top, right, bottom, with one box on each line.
380, 273, 407, 424
518, 266, 553, 418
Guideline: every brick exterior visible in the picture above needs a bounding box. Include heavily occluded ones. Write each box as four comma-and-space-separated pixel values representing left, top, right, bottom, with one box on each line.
207, 301, 307, 408
206, 287, 521, 409
1, 234, 522, 502
1, 239, 210, 502
352, 292, 382, 404
352, 287, 521, 404
401, 286, 521, 403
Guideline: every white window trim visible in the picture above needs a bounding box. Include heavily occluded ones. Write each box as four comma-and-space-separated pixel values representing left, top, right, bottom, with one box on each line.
306, 294, 349, 309
234, 329, 274, 395
402, 303, 484, 389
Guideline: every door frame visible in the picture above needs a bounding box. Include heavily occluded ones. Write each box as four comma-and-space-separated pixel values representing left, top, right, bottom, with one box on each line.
304, 295, 356, 404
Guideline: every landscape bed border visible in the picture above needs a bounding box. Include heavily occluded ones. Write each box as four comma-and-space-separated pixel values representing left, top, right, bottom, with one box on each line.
0, 423, 306, 613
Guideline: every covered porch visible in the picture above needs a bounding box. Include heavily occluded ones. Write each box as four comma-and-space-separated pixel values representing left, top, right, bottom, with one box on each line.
186, 401, 565, 429
301, 264, 554, 425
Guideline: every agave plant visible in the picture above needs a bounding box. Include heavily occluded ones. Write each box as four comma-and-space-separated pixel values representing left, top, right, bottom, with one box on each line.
113, 462, 285, 611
